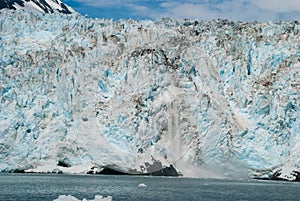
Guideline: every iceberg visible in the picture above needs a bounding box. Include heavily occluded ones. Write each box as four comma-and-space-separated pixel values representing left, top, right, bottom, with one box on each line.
0, 10, 299, 181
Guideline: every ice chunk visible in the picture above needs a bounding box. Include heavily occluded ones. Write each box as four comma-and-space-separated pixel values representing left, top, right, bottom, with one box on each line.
53, 195, 113, 201
53, 195, 79, 201
138, 183, 147, 187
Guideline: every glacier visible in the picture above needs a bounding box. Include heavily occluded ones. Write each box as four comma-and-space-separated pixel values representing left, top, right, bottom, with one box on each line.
0, 9, 299, 181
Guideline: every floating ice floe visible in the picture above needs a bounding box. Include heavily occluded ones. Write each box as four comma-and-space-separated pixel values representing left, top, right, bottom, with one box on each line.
138, 183, 147, 187
53, 195, 113, 201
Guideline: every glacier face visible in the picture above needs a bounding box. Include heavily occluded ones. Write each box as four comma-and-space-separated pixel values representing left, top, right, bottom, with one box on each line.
0, 9, 299, 180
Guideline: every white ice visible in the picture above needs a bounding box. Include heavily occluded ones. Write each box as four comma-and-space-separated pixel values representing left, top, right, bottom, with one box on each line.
0, 10, 299, 180
53, 195, 112, 201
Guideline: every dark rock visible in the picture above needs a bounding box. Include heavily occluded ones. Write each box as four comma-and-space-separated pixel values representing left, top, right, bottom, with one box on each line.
87, 170, 95, 174
147, 165, 179, 176
270, 170, 283, 180
138, 148, 143, 153
87, 164, 180, 177
9, 169, 25, 173
98, 167, 128, 175
90, 165, 129, 175
256, 170, 300, 182
57, 158, 72, 168
0, 0, 73, 14
51, 169, 63, 174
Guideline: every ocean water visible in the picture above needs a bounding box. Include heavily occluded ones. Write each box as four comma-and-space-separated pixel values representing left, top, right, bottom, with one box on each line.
0, 174, 299, 201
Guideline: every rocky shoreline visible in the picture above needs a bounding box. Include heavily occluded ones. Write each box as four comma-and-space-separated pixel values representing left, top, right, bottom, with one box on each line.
3, 168, 300, 182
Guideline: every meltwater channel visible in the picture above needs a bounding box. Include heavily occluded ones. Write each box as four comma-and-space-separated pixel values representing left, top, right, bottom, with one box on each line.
0, 174, 299, 201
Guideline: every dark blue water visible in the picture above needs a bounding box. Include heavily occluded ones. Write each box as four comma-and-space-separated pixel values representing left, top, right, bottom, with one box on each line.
0, 174, 299, 201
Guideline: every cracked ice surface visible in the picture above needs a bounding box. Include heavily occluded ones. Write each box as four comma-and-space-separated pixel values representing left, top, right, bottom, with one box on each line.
0, 10, 299, 180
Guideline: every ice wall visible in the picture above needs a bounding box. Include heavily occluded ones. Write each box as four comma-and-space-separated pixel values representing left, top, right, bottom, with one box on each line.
0, 10, 299, 180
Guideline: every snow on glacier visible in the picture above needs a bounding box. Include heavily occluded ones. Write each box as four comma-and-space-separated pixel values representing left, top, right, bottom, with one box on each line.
1, 0, 74, 14
0, 9, 299, 180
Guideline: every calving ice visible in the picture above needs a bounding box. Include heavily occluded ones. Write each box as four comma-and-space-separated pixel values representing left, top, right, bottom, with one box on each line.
0, 2, 299, 181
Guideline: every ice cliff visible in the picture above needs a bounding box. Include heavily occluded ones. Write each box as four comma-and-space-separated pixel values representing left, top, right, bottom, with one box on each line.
0, 9, 299, 181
